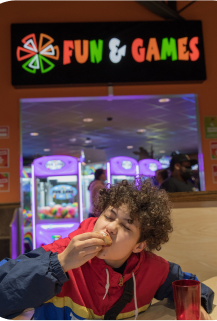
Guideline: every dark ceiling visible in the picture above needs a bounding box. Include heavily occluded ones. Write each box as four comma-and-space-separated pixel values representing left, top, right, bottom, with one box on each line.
21, 94, 199, 163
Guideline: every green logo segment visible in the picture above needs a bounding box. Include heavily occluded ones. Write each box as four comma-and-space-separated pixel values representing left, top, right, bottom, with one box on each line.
17, 33, 59, 74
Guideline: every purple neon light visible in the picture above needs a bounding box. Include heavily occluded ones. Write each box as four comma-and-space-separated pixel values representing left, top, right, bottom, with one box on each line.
106, 162, 111, 184
139, 159, 162, 177
198, 152, 205, 191
110, 156, 138, 175
31, 164, 36, 249
21, 94, 195, 104
11, 209, 19, 259
33, 155, 78, 177
78, 162, 83, 222
41, 223, 75, 229
21, 95, 155, 103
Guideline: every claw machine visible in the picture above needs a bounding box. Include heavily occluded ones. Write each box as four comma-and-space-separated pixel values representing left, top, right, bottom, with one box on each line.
107, 156, 139, 184
31, 155, 83, 249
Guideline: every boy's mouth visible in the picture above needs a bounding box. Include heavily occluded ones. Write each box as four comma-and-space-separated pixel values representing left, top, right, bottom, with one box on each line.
97, 231, 112, 247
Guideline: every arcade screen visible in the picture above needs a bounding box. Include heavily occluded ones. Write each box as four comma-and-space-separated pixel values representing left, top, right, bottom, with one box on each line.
37, 175, 78, 220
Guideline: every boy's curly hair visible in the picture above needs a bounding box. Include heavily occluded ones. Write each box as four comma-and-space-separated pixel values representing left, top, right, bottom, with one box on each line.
95, 179, 173, 252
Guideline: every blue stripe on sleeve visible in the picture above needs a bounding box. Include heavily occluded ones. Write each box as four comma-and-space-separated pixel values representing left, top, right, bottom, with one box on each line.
0, 259, 9, 267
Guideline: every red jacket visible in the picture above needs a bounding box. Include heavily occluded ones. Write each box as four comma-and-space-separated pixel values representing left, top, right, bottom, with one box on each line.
36, 217, 169, 320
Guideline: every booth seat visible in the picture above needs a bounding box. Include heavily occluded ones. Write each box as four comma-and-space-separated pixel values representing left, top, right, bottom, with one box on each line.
158, 191, 217, 282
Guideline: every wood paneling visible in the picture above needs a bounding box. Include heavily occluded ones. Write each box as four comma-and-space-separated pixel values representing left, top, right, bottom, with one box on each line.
0, 239, 10, 259
169, 191, 217, 203
0, 203, 20, 237
157, 206, 217, 282
0, 203, 20, 260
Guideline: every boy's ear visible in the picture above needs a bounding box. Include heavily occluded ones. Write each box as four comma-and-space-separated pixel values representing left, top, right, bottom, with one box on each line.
132, 241, 147, 253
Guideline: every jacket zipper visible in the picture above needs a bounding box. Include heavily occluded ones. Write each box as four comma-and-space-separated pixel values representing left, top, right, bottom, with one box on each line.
119, 276, 125, 286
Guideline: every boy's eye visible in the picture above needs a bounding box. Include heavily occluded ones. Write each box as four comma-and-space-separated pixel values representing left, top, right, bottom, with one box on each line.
104, 215, 114, 221
122, 224, 130, 231
104, 215, 131, 231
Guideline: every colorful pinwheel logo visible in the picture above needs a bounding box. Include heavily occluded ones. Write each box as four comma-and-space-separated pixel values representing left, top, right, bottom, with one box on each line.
16, 33, 59, 74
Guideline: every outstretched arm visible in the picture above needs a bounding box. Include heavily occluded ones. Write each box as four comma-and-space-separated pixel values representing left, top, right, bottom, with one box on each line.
154, 262, 214, 315
0, 232, 105, 319
0, 247, 68, 319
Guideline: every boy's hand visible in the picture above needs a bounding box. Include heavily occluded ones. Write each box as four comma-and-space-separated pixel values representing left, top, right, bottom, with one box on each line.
174, 307, 213, 321
58, 232, 105, 272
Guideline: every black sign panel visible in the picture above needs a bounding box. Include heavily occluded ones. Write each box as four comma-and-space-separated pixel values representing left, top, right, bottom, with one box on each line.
11, 21, 206, 86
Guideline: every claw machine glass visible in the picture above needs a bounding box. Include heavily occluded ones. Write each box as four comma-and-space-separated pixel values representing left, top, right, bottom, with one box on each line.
107, 156, 139, 184
32, 155, 83, 249
82, 163, 107, 219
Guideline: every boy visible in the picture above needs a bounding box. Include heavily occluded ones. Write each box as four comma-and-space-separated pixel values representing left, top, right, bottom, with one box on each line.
0, 180, 214, 319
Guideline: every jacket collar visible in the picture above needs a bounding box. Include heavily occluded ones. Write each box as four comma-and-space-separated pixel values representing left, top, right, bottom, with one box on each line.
90, 251, 144, 287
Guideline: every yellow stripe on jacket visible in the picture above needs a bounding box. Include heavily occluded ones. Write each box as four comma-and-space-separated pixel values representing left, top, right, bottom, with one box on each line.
45, 296, 151, 320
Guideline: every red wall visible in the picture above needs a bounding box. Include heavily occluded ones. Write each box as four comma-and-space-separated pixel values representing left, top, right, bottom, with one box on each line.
0, 1, 217, 203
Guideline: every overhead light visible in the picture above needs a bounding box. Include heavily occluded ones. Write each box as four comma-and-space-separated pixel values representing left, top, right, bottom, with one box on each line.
83, 118, 93, 122
88, 160, 91, 162
158, 98, 171, 103
85, 137, 92, 143
127, 146, 134, 149
30, 132, 39, 136
69, 138, 76, 142
137, 129, 146, 133
44, 149, 50, 152
159, 150, 165, 153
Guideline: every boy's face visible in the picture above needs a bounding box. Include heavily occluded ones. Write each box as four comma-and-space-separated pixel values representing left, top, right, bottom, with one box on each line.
93, 204, 146, 268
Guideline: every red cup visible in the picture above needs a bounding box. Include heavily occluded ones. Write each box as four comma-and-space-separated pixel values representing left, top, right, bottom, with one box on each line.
172, 279, 201, 320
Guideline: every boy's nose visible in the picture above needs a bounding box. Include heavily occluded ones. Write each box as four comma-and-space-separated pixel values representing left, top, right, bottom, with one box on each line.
106, 221, 118, 234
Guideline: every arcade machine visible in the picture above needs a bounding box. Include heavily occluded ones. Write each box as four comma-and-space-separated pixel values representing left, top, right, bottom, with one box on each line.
138, 159, 162, 180
82, 163, 107, 219
107, 156, 139, 184
11, 166, 33, 258
22, 167, 33, 253
31, 155, 83, 249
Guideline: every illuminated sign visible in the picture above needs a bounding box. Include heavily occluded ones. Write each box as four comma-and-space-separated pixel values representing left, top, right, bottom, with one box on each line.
122, 161, 132, 170
45, 160, 65, 170
159, 156, 171, 169
50, 184, 77, 200
11, 21, 206, 86
149, 163, 158, 172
